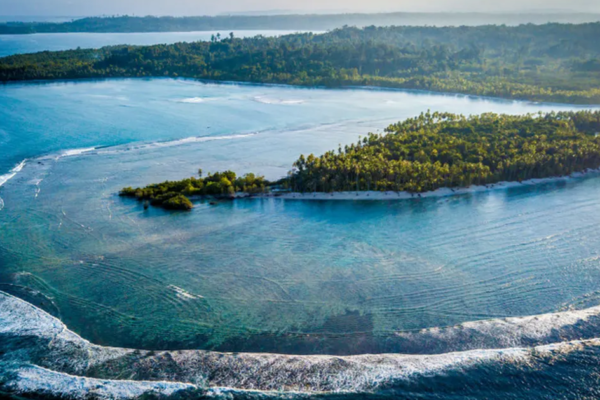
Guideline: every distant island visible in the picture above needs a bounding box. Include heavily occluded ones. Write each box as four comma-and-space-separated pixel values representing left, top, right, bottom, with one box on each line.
120, 111, 600, 210
1, 24, 600, 104
2, 13, 600, 34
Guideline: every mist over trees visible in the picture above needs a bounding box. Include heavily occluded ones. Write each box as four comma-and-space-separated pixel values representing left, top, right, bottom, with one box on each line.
2, 13, 600, 34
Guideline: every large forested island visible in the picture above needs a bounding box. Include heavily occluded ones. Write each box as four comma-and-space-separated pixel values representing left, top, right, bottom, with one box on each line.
2, 13, 600, 34
1, 24, 600, 103
121, 111, 600, 210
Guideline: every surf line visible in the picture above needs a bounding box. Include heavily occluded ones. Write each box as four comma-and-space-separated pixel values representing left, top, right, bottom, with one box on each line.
0, 160, 28, 211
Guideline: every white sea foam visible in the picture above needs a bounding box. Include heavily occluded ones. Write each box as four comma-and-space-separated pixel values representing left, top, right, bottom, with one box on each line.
0, 173, 17, 188
2, 289, 600, 397
0, 159, 27, 188
0, 133, 252, 200
100, 133, 257, 154
59, 147, 98, 158
169, 285, 203, 300
151, 133, 256, 147
5, 365, 195, 400
254, 96, 305, 105
179, 97, 207, 103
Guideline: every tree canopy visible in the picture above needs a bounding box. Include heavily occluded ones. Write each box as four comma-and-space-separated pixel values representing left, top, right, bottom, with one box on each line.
286, 111, 600, 193
122, 111, 600, 211
2, 24, 600, 103
120, 170, 269, 210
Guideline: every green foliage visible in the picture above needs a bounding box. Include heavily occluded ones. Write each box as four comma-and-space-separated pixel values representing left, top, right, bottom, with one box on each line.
2, 24, 600, 103
119, 170, 270, 210
162, 194, 193, 210
286, 111, 600, 193
122, 112, 600, 208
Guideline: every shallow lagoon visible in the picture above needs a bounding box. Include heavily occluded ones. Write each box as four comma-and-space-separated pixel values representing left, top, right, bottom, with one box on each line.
1, 78, 599, 354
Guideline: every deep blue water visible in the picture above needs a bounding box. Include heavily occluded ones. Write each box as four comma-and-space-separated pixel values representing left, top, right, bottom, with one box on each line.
0, 30, 316, 57
1, 78, 599, 359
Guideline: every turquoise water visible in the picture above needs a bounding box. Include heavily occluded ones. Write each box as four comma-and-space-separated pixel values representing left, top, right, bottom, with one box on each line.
0, 30, 316, 57
1, 78, 600, 355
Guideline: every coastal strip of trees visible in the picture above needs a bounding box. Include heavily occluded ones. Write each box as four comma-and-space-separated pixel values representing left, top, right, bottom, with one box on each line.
2, 13, 600, 34
121, 111, 600, 210
1, 24, 600, 104
287, 111, 600, 193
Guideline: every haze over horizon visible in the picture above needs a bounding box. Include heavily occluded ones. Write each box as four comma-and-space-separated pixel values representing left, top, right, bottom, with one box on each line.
1, 0, 599, 17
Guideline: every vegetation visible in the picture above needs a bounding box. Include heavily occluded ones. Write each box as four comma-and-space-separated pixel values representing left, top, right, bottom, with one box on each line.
286, 111, 600, 193
120, 170, 269, 210
2, 13, 600, 35
122, 111, 600, 210
2, 24, 600, 103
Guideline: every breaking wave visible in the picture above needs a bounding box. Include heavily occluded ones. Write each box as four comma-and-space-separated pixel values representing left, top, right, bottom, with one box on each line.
0, 160, 27, 210
0, 133, 256, 195
0, 159, 26, 188
98, 133, 257, 154
58, 146, 98, 159
179, 97, 206, 103
177, 96, 224, 104
253, 96, 305, 105
2, 290, 600, 399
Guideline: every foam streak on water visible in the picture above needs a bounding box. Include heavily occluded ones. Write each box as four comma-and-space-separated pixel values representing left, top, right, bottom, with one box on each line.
59, 147, 97, 158
0, 159, 26, 188
0, 160, 26, 211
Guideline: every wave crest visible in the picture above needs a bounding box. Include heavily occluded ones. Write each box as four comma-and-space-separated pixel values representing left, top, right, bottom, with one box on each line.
0, 159, 27, 189
2, 290, 600, 399
178, 97, 207, 103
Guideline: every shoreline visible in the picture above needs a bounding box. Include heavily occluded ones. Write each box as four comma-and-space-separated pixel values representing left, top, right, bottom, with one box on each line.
258, 168, 600, 201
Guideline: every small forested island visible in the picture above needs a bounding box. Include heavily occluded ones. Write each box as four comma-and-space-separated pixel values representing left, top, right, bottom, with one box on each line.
120, 170, 269, 210
2, 24, 600, 103
122, 111, 600, 210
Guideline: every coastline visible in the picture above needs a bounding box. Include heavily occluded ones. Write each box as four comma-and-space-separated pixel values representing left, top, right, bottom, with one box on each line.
259, 168, 600, 202
1, 76, 600, 107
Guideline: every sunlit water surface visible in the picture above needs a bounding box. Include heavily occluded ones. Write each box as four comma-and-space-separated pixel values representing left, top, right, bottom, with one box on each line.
0, 78, 599, 356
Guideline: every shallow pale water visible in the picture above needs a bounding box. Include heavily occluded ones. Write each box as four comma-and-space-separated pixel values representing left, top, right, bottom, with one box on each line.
0, 78, 599, 357
0, 30, 318, 57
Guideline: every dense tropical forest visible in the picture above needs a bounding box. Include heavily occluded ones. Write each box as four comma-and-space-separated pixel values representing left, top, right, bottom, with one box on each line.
2, 13, 600, 34
121, 111, 600, 210
1, 24, 600, 103
120, 170, 269, 210
287, 111, 600, 193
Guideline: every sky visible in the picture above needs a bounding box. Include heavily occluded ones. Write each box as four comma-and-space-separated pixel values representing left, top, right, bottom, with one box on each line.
1, 0, 600, 17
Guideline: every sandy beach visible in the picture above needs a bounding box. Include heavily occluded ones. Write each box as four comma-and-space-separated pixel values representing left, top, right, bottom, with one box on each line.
258, 168, 600, 201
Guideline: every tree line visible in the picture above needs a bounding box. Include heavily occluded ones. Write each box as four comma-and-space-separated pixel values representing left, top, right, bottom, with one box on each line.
286, 111, 600, 193
1, 24, 600, 103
